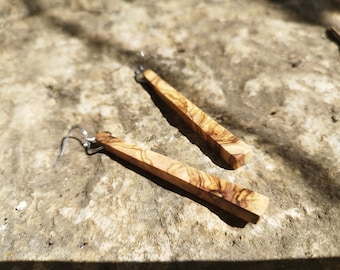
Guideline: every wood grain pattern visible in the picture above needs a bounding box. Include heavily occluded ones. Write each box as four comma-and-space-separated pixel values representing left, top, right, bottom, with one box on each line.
96, 132, 269, 224
142, 69, 252, 169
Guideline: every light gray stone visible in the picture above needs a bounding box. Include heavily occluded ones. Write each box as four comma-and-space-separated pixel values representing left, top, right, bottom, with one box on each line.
0, 0, 339, 265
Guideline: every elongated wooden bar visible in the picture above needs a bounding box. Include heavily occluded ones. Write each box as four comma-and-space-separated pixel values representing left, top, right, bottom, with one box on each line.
141, 69, 252, 169
96, 132, 268, 224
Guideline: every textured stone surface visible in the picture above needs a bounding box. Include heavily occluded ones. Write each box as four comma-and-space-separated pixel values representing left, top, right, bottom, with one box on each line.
0, 0, 339, 267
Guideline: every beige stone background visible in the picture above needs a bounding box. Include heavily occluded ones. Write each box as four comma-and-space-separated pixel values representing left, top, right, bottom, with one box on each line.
0, 0, 339, 269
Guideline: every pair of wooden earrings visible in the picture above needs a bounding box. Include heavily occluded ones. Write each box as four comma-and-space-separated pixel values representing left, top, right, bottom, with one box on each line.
58, 68, 269, 224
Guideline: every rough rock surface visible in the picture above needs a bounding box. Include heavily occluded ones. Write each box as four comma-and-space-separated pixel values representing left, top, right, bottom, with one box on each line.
0, 0, 339, 268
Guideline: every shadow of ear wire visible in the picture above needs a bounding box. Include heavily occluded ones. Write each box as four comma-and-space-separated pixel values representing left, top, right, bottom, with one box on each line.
99, 149, 247, 228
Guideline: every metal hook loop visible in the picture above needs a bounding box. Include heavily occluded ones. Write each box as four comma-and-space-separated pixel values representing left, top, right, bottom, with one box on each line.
134, 51, 147, 83
53, 125, 103, 167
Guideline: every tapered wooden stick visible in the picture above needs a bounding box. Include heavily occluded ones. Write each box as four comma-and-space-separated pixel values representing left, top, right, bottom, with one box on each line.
96, 132, 268, 224
141, 69, 252, 169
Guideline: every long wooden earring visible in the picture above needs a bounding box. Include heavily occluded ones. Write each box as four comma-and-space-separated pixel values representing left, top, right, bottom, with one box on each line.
55, 126, 269, 224
137, 69, 252, 169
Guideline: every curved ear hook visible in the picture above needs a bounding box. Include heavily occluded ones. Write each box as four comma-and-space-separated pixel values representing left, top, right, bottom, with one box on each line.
53, 125, 103, 167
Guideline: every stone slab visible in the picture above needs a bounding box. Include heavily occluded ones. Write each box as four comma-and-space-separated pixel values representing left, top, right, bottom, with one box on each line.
0, 0, 339, 267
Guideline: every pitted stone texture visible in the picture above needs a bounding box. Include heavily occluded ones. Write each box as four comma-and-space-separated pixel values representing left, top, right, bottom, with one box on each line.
0, 0, 339, 264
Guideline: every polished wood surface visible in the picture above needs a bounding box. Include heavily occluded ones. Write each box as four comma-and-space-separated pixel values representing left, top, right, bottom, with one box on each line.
142, 69, 252, 169
96, 132, 269, 224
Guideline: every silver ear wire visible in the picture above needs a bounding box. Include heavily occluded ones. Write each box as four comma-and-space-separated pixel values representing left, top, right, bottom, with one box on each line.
53, 125, 103, 167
